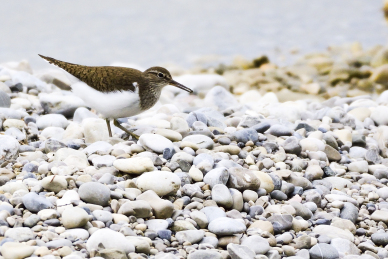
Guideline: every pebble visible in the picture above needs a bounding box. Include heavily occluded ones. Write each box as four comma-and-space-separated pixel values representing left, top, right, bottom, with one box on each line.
36, 114, 69, 129
208, 217, 246, 235
61, 207, 89, 228
309, 243, 340, 259
78, 182, 111, 206
0, 242, 35, 259
241, 235, 270, 254
182, 134, 214, 149
86, 228, 135, 254
136, 171, 181, 196
113, 157, 154, 174
139, 133, 174, 153
22, 192, 53, 212
227, 243, 255, 259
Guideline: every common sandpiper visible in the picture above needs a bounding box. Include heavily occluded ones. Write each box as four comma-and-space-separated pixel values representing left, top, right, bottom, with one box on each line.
38, 54, 193, 139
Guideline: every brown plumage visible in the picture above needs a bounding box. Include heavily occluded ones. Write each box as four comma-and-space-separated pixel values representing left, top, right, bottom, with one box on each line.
38, 54, 140, 93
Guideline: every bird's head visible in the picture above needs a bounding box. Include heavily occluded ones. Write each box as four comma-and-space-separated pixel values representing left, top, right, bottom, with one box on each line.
143, 67, 193, 93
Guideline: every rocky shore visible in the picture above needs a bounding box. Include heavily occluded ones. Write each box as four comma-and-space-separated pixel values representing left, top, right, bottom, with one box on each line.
1, 44, 388, 259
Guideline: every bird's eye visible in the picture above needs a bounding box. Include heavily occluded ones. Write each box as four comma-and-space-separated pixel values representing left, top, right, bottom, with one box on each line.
157, 72, 164, 78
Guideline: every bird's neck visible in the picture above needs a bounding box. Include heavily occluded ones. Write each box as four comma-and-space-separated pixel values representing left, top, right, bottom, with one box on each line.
139, 84, 162, 110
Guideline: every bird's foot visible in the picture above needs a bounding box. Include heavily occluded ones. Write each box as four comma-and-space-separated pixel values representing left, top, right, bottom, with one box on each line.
113, 119, 140, 140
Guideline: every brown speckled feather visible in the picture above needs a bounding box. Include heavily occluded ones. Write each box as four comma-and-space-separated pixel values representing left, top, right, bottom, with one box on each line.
38, 54, 143, 93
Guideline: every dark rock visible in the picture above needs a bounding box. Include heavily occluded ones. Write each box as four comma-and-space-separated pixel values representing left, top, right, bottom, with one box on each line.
267, 124, 293, 137
295, 122, 316, 132
340, 202, 358, 224
231, 128, 259, 143
352, 134, 366, 147
251, 122, 271, 133
282, 136, 301, 155
323, 166, 336, 177
270, 190, 288, 200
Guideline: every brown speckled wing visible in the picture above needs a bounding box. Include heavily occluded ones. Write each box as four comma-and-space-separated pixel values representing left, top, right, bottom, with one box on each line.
38, 54, 142, 93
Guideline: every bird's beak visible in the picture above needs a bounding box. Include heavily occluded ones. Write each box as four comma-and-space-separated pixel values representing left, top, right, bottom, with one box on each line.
169, 80, 193, 93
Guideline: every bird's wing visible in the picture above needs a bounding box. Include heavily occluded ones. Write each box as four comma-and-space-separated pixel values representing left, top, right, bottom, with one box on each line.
38, 54, 141, 93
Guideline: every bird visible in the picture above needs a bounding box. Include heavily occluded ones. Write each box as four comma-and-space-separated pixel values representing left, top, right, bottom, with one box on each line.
38, 54, 193, 139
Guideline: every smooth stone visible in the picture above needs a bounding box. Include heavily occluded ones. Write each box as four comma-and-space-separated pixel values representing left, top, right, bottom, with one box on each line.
213, 145, 241, 155
86, 228, 135, 253
0, 90, 10, 108
5, 127, 26, 141
78, 182, 111, 206
175, 230, 204, 244
313, 225, 354, 242
371, 232, 388, 246
299, 138, 325, 152
203, 167, 229, 188
118, 200, 152, 218
5, 227, 34, 242
268, 214, 293, 234
324, 145, 341, 161
200, 206, 226, 223
282, 136, 301, 155
340, 202, 359, 224
36, 114, 69, 129
62, 207, 89, 229
171, 220, 196, 231
113, 157, 154, 174
0, 242, 35, 259
145, 219, 169, 232
212, 184, 233, 208
241, 235, 270, 254
231, 128, 259, 143
182, 134, 214, 149
139, 133, 174, 154
73, 107, 98, 123
0, 135, 20, 164
371, 210, 388, 224
22, 192, 53, 213
208, 217, 246, 236
136, 171, 181, 196
309, 243, 340, 259
188, 166, 203, 182
227, 243, 255, 259
267, 124, 293, 137
290, 202, 313, 220
136, 190, 174, 219
24, 214, 40, 227
83, 118, 109, 143
330, 238, 360, 257
92, 155, 116, 168
41, 175, 68, 193
92, 210, 113, 223
227, 167, 260, 191
61, 228, 90, 240
190, 210, 208, 229
371, 106, 388, 125
3, 119, 26, 130
253, 171, 274, 193
83, 141, 112, 156
248, 220, 274, 234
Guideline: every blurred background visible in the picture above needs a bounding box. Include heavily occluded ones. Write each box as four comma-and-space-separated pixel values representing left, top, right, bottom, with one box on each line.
0, 0, 387, 70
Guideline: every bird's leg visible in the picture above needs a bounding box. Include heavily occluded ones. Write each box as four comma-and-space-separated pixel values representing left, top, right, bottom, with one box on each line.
113, 119, 140, 140
106, 119, 112, 137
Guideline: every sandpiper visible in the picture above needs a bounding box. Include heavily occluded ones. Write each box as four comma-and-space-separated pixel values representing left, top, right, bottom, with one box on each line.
38, 54, 193, 139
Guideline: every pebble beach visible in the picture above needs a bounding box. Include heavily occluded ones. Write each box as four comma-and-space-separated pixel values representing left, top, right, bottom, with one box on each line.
2, 43, 388, 259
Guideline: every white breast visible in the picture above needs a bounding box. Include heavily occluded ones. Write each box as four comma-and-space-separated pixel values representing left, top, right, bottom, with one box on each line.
71, 81, 143, 119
